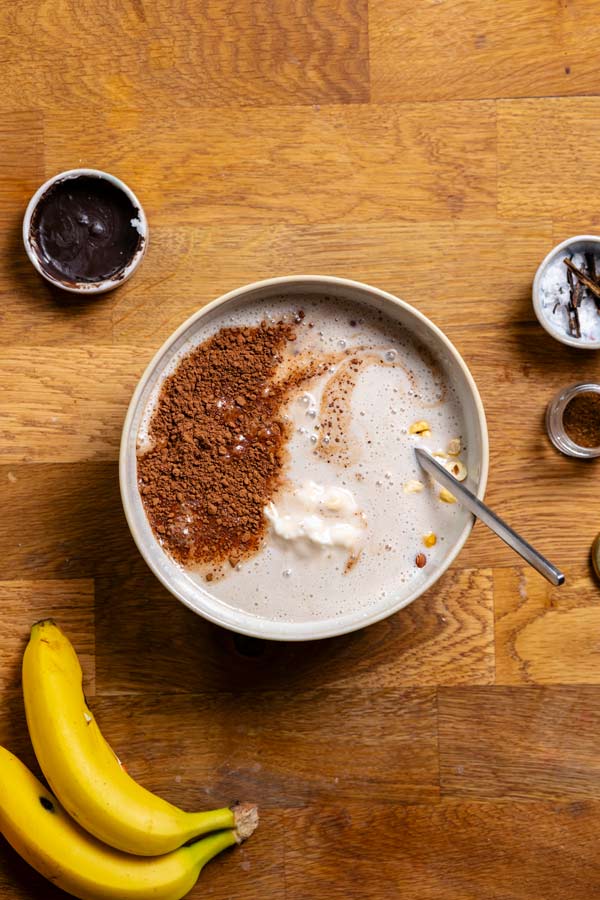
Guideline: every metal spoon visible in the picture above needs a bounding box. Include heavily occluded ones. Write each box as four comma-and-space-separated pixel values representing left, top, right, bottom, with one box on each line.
415, 448, 565, 586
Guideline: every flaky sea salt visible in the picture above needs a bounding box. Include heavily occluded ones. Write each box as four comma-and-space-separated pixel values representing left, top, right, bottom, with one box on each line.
539, 251, 600, 343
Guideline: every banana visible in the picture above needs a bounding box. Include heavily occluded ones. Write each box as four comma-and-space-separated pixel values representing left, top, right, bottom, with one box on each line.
0, 746, 257, 900
23, 620, 235, 855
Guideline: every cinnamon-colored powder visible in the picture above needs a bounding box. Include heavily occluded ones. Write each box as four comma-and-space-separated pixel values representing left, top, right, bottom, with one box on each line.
563, 391, 600, 448
138, 320, 300, 573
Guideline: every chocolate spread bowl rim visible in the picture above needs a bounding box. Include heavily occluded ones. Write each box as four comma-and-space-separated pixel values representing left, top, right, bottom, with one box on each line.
22, 168, 148, 295
532, 233, 600, 350
120, 275, 489, 641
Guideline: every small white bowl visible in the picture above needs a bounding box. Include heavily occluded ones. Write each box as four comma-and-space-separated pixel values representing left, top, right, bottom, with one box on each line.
533, 234, 600, 349
23, 168, 148, 295
120, 275, 489, 641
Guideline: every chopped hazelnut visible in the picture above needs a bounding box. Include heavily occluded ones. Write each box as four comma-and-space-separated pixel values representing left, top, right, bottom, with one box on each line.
439, 487, 457, 504
447, 438, 461, 456
409, 420, 432, 438
444, 459, 467, 481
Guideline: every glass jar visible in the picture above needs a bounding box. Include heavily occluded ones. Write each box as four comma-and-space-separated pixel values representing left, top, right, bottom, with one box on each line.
546, 382, 600, 458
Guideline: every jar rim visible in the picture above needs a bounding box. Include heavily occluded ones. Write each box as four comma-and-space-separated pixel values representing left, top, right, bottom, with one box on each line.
546, 383, 600, 458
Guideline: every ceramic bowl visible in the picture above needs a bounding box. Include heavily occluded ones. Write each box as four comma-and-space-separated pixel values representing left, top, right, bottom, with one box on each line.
120, 276, 489, 641
532, 234, 600, 349
23, 168, 148, 295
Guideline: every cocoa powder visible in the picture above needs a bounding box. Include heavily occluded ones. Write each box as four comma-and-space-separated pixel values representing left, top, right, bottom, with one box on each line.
137, 320, 300, 574
563, 391, 600, 447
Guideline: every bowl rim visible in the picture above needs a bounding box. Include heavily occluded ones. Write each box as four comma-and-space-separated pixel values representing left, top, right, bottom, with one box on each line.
532, 234, 600, 350
22, 168, 148, 295
119, 274, 489, 641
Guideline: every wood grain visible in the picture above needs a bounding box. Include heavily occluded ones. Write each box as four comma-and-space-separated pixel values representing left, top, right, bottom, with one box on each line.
499, 98, 600, 223
439, 686, 600, 800
84, 690, 439, 807
0, 581, 94, 694
2, 215, 550, 358
0, 113, 43, 227
495, 567, 600, 684
3, 1, 600, 897
0, 257, 115, 347
0, 348, 145, 462
43, 103, 497, 225
370, 0, 600, 103
284, 801, 600, 900
95, 567, 494, 694
107, 220, 553, 345
0, 0, 369, 109
0, 464, 130, 580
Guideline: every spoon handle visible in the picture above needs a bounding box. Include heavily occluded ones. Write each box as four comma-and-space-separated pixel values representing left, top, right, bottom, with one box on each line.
415, 448, 565, 587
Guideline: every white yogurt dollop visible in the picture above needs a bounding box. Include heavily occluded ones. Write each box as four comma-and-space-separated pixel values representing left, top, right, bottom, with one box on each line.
295, 481, 358, 514
265, 481, 365, 552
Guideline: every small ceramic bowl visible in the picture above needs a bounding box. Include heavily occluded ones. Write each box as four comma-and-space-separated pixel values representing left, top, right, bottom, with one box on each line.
23, 168, 148, 295
120, 275, 489, 641
532, 234, 600, 349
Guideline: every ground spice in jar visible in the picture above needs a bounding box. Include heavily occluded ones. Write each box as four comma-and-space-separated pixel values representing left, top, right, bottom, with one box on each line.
562, 391, 600, 447
137, 317, 331, 577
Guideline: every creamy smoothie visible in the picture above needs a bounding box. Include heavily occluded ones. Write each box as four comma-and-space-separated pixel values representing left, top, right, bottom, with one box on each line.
137, 294, 469, 624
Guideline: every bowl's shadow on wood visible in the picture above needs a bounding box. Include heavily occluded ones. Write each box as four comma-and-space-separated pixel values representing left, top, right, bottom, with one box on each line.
96, 561, 462, 696
7, 216, 122, 312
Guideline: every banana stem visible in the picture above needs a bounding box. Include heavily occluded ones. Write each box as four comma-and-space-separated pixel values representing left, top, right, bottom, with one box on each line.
188, 829, 238, 871
189, 806, 235, 837
232, 802, 259, 842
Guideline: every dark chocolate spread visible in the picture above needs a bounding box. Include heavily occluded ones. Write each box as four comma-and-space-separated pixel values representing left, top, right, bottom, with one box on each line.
30, 175, 143, 284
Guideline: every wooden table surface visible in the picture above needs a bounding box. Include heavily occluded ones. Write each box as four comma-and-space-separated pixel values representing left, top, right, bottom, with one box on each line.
3, 2, 600, 897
